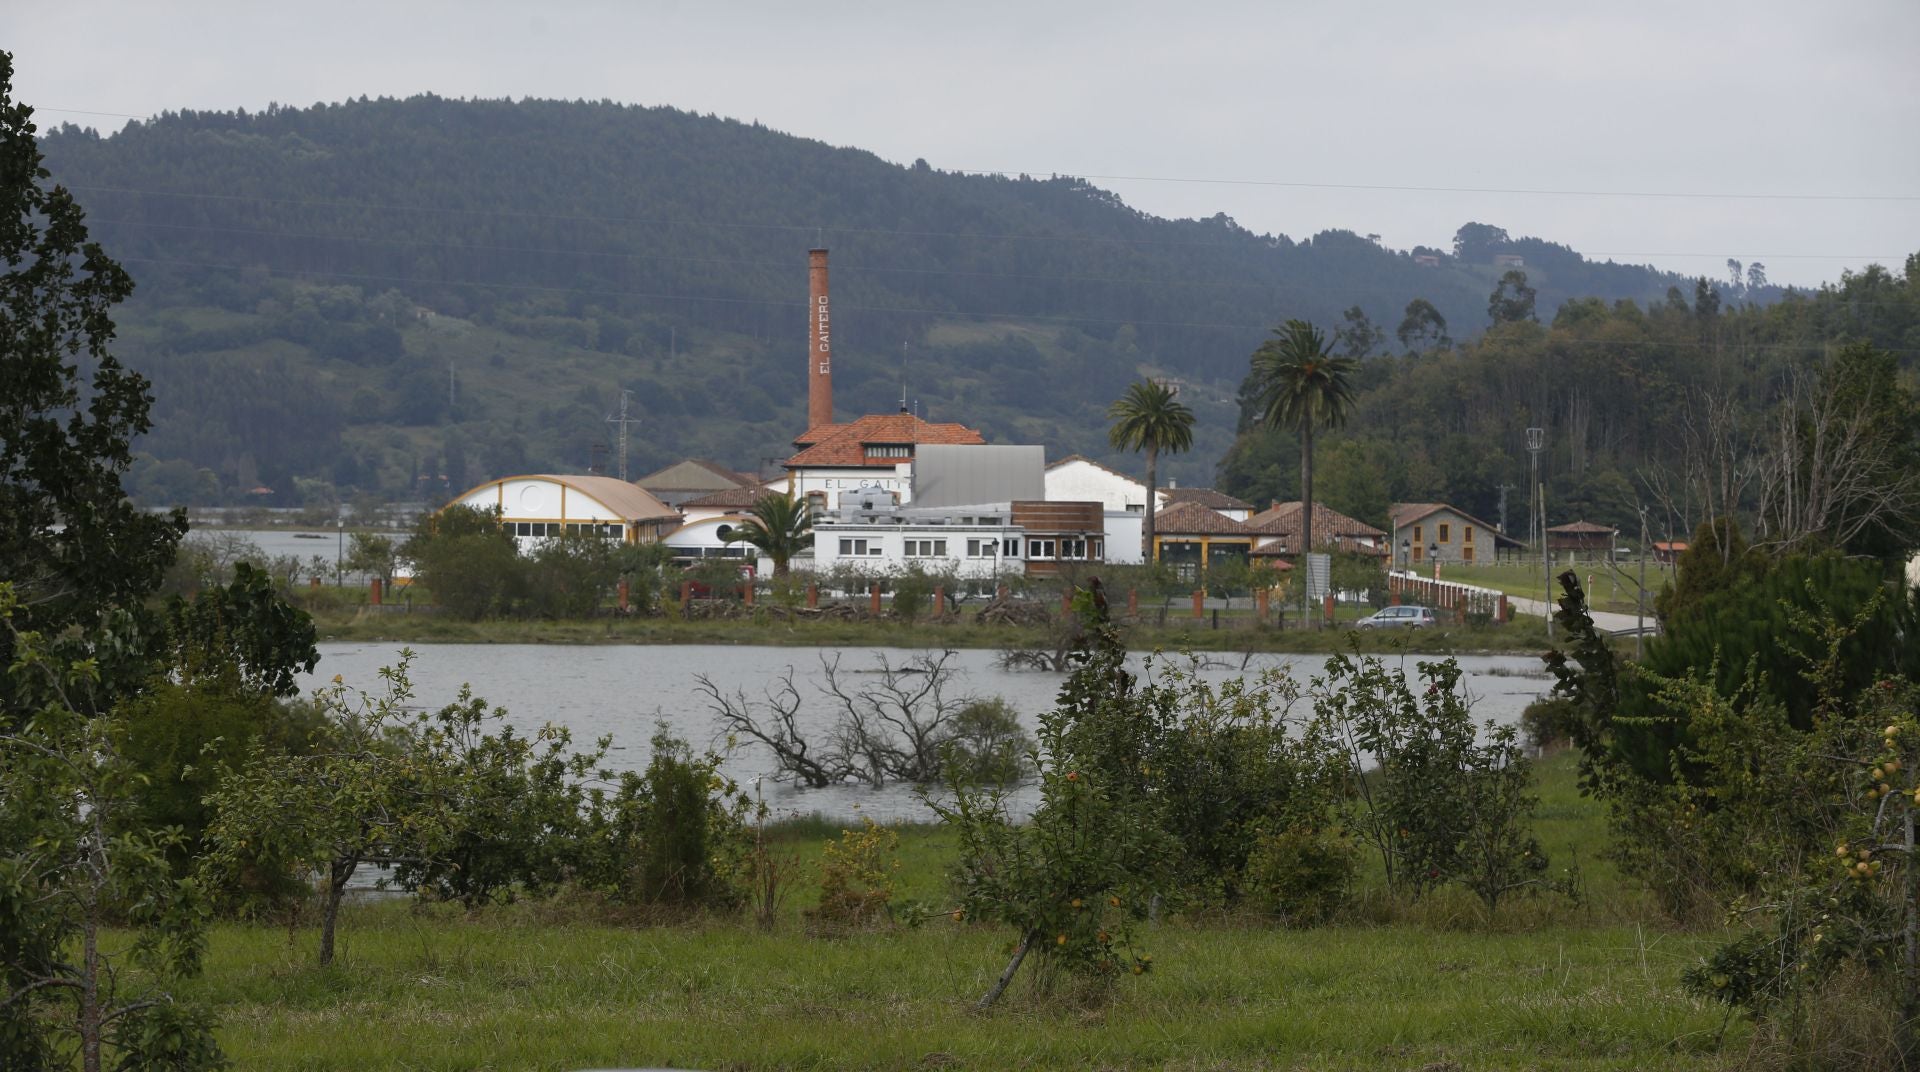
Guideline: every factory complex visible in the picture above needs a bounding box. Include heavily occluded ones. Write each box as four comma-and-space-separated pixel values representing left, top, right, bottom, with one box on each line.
439, 250, 1389, 584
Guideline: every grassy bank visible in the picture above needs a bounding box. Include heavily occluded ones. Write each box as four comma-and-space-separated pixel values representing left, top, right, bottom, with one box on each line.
174, 753, 1743, 1070
308, 605, 1556, 655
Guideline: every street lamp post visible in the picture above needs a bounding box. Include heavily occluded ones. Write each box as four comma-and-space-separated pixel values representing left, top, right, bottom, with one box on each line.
1400, 538, 1410, 570
1525, 426, 1549, 639
1429, 541, 1440, 581
336, 518, 345, 586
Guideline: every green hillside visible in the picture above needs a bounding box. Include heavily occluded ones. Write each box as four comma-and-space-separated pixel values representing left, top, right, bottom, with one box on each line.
36, 96, 1738, 504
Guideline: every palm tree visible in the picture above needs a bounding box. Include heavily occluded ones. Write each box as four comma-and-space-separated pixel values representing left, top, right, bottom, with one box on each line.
725, 493, 814, 578
1107, 379, 1196, 562
1249, 320, 1358, 617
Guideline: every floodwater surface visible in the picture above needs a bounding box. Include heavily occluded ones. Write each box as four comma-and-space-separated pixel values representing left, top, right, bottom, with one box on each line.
303, 643, 1552, 822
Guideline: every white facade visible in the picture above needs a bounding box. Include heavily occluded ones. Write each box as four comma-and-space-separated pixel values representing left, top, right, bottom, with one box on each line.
663, 515, 775, 574
813, 521, 1027, 582
1045, 458, 1147, 513
810, 501, 1103, 582
446, 475, 675, 553
1103, 511, 1145, 565
781, 464, 915, 510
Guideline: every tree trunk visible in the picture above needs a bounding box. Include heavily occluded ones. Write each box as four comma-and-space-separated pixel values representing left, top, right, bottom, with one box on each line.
1143, 445, 1158, 564
1300, 423, 1315, 626
80, 907, 101, 1072
319, 857, 353, 967
976, 930, 1037, 1010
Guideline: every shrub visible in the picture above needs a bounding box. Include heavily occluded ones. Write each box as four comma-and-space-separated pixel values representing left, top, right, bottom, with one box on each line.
394, 711, 609, 908
1319, 652, 1555, 914
1682, 678, 1920, 1059
807, 817, 899, 928
936, 587, 1173, 1006
941, 698, 1034, 786
1519, 694, 1580, 751
938, 581, 1357, 1003
577, 726, 758, 911
1240, 825, 1357, 926
890, 563, 939, 620
403, 505, 527, 619
114, 679, 323, 909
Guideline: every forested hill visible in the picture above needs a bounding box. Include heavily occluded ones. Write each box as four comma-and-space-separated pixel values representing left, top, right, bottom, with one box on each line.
40, 95, 1734, 504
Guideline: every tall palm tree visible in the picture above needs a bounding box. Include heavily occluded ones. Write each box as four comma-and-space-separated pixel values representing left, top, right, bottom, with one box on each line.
1107, 379, 1196, 563
1249, 320, 1358, 617
725, 493, 814, 578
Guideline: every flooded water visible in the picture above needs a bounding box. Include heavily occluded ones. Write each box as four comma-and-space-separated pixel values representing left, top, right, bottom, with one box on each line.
302, 643, 1552, 823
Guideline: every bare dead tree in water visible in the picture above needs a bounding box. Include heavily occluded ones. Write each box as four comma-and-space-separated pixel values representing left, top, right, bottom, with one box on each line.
698, 652, 1023, 789
696, 669, 851, 788
820, 650, 973, 786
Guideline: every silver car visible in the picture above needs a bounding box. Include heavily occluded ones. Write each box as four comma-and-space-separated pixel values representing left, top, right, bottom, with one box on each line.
1354, 606, 1438, 630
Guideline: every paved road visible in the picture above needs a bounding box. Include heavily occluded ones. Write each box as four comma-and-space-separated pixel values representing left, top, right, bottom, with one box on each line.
1507, 596, 1651, 635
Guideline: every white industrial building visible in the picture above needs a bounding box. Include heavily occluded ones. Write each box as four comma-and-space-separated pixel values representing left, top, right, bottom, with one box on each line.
811, 499, 1109, 583
1046, 455, 1149, 513
780, 411, 987, 509
442, 474, 681, 552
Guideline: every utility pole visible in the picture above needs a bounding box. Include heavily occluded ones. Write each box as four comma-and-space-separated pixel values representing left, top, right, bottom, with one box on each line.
1636, 505, 1649, 659
1541, 481, 1552, 639
606, 389, 639, 482
1526, 427, 1548, 639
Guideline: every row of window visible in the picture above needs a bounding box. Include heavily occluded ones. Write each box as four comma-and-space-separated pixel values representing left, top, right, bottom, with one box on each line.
508, 521, 624, 538
840, 536, 1103, 561
1410, 522, 1474, 545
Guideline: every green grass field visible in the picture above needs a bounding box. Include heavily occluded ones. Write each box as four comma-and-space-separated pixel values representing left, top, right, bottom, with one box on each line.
1435, 560, 1673, 616
170, 752, 1750, 1070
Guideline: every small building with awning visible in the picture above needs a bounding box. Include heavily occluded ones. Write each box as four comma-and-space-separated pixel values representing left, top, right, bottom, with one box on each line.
1547, 519, 1619, 562
1151, 502, 1256, 580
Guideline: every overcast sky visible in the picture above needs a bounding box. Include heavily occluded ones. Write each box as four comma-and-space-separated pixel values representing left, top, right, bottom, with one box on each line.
6, 1, 1917, 287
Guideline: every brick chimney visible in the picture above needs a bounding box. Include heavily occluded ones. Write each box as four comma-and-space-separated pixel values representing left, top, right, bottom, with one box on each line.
808, 248, 833, 429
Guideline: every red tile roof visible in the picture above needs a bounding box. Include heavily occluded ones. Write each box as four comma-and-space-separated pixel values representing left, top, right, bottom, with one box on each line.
1548, 519, 1617, 534
1246, 501, 1386, 540
785, 412, 986, 468
679, 486, 776, 509
793, 423, 844, 447
1389, 502, 1524, 547
637, 457, 759, 492
1153, 501, 1255, 536
1389, 502, 1450, 529
1162, 487, 1253, 511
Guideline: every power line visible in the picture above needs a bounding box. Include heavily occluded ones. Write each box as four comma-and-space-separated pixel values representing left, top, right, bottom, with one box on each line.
957, 169, 1920, 204
91, 212, 1904, 267
34, 107, 154, 121
64, 179, 1920, 261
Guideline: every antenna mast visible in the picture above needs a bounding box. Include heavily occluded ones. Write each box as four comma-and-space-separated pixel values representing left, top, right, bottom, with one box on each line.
606, 389, 639, 482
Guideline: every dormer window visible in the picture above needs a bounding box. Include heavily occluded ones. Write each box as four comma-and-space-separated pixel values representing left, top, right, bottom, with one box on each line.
865, 444, 912, 459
